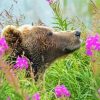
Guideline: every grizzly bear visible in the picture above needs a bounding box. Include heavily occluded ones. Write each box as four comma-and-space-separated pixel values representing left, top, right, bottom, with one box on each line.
2, 25, 81, 79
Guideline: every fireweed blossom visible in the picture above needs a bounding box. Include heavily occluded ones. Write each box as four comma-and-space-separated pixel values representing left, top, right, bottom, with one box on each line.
7, 96, 10, 100
32, 93, 40, 100
98, 88, 100, 95
46, 0, 57, 4
25, 95, 30, 100
86, 34, 100, 56
46, 0, 52, 4
0, 37, 9, 56
14, 56, 29, 69
54, 85, 71, 98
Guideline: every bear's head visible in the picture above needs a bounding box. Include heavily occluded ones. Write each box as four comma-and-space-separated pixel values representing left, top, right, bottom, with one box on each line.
2, 25, 81, 75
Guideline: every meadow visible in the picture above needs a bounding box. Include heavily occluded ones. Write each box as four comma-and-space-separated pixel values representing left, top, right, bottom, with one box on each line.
0, 0, 100, 100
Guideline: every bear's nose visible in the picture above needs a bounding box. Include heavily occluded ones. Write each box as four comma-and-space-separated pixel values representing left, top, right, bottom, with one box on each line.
75, 31, 81, 37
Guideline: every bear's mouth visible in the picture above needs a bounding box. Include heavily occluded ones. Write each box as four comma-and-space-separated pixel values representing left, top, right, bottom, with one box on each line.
63, 39, 81, 53
63, 45, 80, 53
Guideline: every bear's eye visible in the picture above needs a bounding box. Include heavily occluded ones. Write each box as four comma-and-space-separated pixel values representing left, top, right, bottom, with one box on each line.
47, 32, 53, 36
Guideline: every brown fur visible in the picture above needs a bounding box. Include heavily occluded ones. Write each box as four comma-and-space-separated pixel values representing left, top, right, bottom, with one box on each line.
2, 25, 81, 78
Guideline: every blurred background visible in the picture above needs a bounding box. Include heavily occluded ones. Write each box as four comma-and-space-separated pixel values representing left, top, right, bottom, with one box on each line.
0, 0, 100, 32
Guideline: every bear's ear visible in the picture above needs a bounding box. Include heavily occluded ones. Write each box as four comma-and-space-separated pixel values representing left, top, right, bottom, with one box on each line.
2, 25, 22, 47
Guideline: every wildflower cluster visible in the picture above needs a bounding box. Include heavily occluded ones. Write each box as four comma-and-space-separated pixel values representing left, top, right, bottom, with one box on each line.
46, 0, 52, 4
46, 0, 57, 4
54, 85, 71, 98
14, 56, 29, 69
7, 96, 10, 100
0, 37, 8, 56
86, 34, 100, 56
0, 31, 29, 69
32, 93, 40, 100
7, 85, 71, 100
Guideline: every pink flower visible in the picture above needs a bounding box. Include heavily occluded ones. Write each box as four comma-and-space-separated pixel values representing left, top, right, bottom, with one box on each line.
54, 85, 71, 98
14, 56, 29, 69
98, 88, 100, 95
86, 34, 100, 56
32, 93, 40, 100
0, 37, 9, 56
46, 0, 57, 4
7, 96, 10, 100
25, 95, 30, 100
86, 49, 92, 56
46, 0, 52, 4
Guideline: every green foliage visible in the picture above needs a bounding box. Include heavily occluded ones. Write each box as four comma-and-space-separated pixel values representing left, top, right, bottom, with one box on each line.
0, 45, 99, 100
45, 46, 98, 100
51, 1, 71, 31
0, 77, 22, 100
